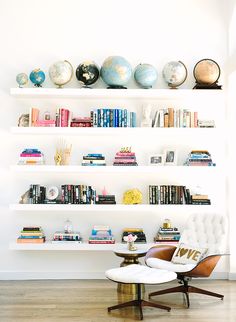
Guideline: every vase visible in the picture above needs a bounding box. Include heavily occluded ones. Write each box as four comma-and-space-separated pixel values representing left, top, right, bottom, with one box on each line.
128, 241, 137, 251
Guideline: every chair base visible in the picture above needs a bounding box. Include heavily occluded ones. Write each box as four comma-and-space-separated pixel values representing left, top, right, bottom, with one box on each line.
149, 280, 224, 308
108, 284, 171, 320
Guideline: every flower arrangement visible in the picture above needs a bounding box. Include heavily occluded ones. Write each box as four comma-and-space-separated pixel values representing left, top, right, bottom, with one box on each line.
123, 234, 137, 251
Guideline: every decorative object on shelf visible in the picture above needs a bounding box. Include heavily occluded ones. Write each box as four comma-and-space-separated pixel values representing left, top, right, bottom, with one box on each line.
123, 189, 142, 204
163, 149, 177, 165
17, 226, 45, 244
162, 61, 187, 89
18, 113, 29, 127
154, 219, 180, 243
49, 60, 73, 88
122, 228, 147, 244
29, 68, 46, 87
193, 58, 221, 89
44, 111, 51, 121
163, 218, 172, 229
19, 189, 30, 204
102, 186, 107, 196
149, 154, 164, 166
141, 104, 152, 127
18, 148, 44, 165
46, 186, 59, 201
54, 139, 72, 165
75, 60, 100, 87
16, 73, 28, 88
89, 225, 115, 244
82, 153, 106, 166
184, 150, 216, 166
113, 147, 138, 166
100, 55, 132, 89
123, 234, 138, 251
197, 119, 215, 128
64, 218, 73, 234
134, 63, 157, 89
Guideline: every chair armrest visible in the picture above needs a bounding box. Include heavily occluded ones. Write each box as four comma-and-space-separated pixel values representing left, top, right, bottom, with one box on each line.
145, 245, 177, 264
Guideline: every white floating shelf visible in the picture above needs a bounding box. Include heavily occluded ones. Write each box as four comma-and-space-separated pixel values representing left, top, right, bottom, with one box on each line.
10, 88, 225, 99
10, 165, 217, 174
9, 204, 212, 212
10, 126, 218, 136
9, 241, 177, 251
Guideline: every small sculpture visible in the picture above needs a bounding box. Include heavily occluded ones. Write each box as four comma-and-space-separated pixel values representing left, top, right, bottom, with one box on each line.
18, 114, 29, 127
123, 234, 138, 251
54, 139, 72, 165
19, 190, 30, 204
16, 73, 28, 88
141, 104, 152, 127
123, 189, 142, 205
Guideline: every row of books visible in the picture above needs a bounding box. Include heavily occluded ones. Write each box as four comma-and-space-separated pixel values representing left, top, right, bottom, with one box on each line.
90, 109, 137, 127
184, 150, 216, 166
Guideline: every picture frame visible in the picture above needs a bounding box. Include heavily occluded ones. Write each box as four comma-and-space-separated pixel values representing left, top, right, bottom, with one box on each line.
163, 149, 177, 165
149, 154, 164, 166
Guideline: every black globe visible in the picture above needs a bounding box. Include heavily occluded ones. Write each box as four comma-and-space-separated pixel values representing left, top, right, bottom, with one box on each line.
75, 61, 100, 87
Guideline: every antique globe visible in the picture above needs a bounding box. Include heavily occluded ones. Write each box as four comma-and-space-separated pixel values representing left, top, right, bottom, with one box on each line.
75, 61, 100, 87
134, 63, 157, 89
16, 73, 28, 88
101, 56, 132, 88
162, 61, 187, 88
193, 59, 220, 85
29, 68, 45, 87
49, 60, 73, 88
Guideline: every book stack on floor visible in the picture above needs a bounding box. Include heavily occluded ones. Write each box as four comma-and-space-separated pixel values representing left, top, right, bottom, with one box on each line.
88, 225, 115, 244
52, 231, 82, 243
82, 153, 106, 166
113, 147, 138, 166
184, 150, 215, 166
96, 194, 116, 204
18, 148, 44, 165
154, 227, 180, 243
17, 226, 45, 243
191, 194, 211, 205
122, 228, 147, 243
71, 117, 91, 127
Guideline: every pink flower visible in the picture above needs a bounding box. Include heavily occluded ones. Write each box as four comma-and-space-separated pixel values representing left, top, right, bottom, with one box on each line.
123, 234, 137, 242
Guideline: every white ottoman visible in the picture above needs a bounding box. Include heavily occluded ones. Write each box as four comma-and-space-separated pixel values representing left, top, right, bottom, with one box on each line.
105, 264, 177, 320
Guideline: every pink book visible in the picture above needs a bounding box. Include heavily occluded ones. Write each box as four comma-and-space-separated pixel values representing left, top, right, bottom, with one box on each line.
116, 152, 135, 156
20, 153, 42, 157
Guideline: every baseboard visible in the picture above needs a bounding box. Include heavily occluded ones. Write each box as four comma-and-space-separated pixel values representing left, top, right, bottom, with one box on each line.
0, 271, 230, 280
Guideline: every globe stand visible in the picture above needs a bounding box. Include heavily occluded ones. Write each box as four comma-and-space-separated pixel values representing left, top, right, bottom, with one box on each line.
34, 84, 43, 88
107, 86, 127, 89
193, 82, 222, 90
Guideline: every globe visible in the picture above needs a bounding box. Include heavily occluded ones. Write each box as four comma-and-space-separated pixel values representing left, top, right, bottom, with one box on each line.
29, 69, 45, 87
194, 59, 220, 85
101, 56, 132, 88
16, 73, 28, 88
162, 61, 187, 88
49, 60, 73, 88
134, 63, 157, 89
75, 61, 100, 87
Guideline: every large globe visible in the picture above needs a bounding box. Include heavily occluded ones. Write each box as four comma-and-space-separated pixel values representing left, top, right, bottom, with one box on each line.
75, 61, 100, 87
49, 60, 73, 88
162, 61, 187, 88
101, 56, 132, 88
29, 68, 45, 87
194, 59, 220, 85
16, 73, 28, 88
134, 63, 157, 89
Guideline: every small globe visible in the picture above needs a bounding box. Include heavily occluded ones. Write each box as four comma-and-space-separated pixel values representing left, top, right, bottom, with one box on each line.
16, 73, 28, 88
75, 61, 100, 87
101, 56, 132, 88
49, 60, 73, 88
194, 59, 220, 85
134, 63, 157, 89
29, 69, 45, 87
162, 61, 187, 88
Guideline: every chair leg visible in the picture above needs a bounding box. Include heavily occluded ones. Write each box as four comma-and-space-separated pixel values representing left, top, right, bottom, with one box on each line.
184, 292, 190, 308
142, 300, 171, 312
188, 286, 224, 299
108, 299, 138, 312
149, 285, 186, 298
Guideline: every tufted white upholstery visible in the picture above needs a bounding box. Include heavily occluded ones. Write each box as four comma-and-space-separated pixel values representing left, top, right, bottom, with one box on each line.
146, 258, 196, 273
105, 264, 176, 284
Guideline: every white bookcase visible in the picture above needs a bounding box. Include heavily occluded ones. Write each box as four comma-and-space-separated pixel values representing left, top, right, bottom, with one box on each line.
9, 88, 226, 251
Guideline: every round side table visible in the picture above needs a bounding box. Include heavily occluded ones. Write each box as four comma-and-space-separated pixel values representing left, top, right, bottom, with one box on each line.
114, 248, 147, 295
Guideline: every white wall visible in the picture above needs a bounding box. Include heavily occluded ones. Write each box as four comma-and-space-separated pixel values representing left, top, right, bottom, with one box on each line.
0, 0, 230, 279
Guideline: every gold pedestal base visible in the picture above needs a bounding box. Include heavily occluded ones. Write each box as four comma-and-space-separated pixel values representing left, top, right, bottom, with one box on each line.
117, 282, 145, 295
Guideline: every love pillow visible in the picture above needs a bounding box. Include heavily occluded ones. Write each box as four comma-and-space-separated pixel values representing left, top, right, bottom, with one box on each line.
171, 243, 208, 265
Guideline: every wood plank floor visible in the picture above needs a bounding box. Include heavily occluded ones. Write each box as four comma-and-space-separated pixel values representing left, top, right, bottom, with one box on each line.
0, 279, 235, 322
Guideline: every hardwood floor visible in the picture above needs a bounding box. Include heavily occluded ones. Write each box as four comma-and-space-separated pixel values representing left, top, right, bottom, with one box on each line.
0, 279, 235, 322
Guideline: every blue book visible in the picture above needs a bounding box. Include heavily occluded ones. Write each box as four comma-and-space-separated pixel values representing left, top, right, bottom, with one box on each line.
97, 109, 101, 127
115, 109, 119, 127
131, 112, 137, 127
118, 109, 122, 127
124, 109, 127, 127
87, 154, 103, 157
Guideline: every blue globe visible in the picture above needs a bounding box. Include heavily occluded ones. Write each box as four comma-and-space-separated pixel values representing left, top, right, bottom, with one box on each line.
101, 56, 132, 88
29, 69, 46, 87
134, 63, 157, 88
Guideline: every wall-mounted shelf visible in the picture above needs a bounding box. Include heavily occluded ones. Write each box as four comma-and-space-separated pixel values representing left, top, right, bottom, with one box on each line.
10, 88, 224, 99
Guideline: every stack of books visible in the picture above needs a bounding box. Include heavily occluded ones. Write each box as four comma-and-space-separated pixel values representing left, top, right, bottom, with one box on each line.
184, 150, 215, 166
96, 195, 116, 204
90, 108, 136, 127
198, 120, 215, 128
17, 226, 45, 243
52, 231, 82, 243
71, 117, 91, 127
191, 194, 211, 205
154, 227, 180, 243
88, 225, 115, 244
18, 148, 44, 165
82, 153, 106, 166
122, 228, 146, 243
113, 148, 138, 166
